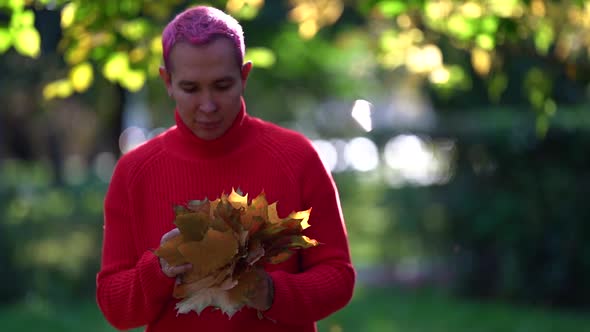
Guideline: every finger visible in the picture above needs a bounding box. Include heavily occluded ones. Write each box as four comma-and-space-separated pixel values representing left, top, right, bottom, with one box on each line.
161, 228, 181, 244
164, 263, 192, 278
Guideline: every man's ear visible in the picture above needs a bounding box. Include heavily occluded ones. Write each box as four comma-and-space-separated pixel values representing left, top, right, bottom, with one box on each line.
241, 61, 253, 88
159, 66, 173, 97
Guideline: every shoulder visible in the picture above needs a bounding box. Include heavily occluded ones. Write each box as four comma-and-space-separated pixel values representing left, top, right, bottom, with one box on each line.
248, 116, 328, 176
249, 117, 319, 159
111, 134, 167, 185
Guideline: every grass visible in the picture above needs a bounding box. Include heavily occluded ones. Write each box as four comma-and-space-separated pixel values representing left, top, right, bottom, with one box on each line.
1, 286, 589, 332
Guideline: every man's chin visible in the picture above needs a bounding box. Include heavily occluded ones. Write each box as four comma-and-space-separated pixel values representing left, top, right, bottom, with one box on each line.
193, 129, 222, 141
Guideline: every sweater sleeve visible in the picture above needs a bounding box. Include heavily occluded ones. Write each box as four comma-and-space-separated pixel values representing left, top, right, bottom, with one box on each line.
96, 157, 175, 330
264, 145, 356, 324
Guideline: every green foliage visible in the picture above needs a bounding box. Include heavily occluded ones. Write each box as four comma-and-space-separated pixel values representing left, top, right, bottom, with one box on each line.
0, 1, 40, 57
1, 287, 589, 332
321, 286, 590, 332
369, 111, 590, 308
435, 127, 590, 307
0, 0, 587, 115
0, 160, 107, 303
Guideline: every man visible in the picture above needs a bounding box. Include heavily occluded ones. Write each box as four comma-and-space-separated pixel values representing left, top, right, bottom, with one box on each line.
96, 6, 355, 332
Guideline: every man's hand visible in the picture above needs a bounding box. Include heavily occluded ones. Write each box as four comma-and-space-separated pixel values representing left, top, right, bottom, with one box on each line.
159, 228, 192, 278
246, 268, 274, 311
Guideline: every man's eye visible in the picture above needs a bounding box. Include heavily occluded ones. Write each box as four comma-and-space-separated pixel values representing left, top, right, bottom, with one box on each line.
216, 84, 231, 91
182, 87, 197, 93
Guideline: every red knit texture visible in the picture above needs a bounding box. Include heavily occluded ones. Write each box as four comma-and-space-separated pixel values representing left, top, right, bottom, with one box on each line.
96, 103, 355, 332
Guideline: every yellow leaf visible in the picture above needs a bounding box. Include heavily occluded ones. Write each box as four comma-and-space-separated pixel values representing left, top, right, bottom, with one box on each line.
69, 62, 94, 92
102, 52, 129, 81
245, 47, 276, 68
0, 28, 12, 53
290, 208, 312, 230
119, 69, 145, 92
61, 3, 77, 29
8, 0, 25, 11
228, 188, 247, 209
120, 19, 149, 41
13, 27, 40, 58
17, 10, 35, 27
268, 202, 280, 224
150, 36, 162, 54
42, 79, 73, 100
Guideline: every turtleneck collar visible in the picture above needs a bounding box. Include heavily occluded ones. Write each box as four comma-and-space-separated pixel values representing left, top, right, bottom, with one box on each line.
164, 98, 253, 159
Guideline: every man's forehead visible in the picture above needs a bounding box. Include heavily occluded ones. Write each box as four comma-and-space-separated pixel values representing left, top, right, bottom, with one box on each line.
177, 74, 236, 84
168, 38, 242, 70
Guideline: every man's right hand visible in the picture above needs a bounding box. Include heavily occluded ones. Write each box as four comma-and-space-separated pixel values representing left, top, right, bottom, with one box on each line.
159, 228, 193, 278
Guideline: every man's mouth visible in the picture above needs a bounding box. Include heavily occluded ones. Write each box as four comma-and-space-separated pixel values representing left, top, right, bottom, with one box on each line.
195, 120, 222, 130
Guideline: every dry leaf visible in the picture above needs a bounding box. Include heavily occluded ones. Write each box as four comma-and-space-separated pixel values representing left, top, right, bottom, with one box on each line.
154, 189, 319, 318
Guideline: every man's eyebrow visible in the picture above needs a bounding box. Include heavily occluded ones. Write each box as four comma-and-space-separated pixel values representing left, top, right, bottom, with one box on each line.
178, 77, 235, 85
178, 80, 197, 86
214, 76, 236, 83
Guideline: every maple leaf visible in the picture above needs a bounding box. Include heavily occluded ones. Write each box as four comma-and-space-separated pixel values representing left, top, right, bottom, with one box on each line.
174, 212, 209, 241
154, 189, 320, 318
177, 229, 239, 280
153, 234, 186, 266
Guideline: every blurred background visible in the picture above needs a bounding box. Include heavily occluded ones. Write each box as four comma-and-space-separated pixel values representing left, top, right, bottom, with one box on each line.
1, 0, 590, 331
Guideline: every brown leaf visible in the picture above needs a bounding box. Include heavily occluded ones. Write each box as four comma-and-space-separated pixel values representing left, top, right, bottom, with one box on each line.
225, 268, 259, 305
153, 234, 186, 266
155, 191, 318, 318
187, 198, 210, 214
175, 277, 238, 315
209, 216, 230, 232
268, 235, 319, 251
175, 263, 234, 298
174, 212, 210, 241
177, 229, 239, 279
215, 196, 243, 233
242, 193, 267, 235
266, 250, 294, 264
246, 239, 265, 265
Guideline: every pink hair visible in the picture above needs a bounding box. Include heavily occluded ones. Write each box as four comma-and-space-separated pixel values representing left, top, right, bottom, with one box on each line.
162, 6, 245, 69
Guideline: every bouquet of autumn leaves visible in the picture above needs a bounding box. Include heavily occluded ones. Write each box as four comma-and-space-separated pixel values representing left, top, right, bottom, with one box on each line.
154, 189, 319, 318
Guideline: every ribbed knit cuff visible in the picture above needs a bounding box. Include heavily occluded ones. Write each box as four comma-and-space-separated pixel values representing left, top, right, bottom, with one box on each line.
137, 251, 176, 302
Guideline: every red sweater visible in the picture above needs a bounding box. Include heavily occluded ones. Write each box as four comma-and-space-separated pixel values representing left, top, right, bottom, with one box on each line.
96, 102, 355, 332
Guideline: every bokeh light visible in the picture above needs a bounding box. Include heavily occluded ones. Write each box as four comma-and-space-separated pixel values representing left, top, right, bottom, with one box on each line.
345, 137, 379, 172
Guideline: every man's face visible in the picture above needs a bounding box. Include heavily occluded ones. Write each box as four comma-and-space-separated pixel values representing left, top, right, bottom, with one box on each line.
160, 38, 251, 141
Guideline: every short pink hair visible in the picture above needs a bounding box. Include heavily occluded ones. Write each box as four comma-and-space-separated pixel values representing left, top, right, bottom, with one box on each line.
162, 6, 245, 69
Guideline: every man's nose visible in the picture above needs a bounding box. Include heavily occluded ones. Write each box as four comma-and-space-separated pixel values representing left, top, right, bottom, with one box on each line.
199, 92, 216, 113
